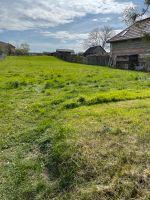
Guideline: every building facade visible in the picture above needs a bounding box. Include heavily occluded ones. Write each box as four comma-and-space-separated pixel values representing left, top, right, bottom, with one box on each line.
56, 49, 75, 60
108, 18, 150, 71
0, 41, 16, 55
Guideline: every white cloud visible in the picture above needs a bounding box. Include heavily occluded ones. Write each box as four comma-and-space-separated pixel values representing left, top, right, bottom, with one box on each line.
137, 14, 150, 21
118, 16, 123, 21
100, 17, 111, 22
41, 29, 122, 51
41, 28, 122, 41
41, 31, 88, 40
29, 40, 83, 53
92, 18, 99, 22
115, 29, 123, 34
11, 28, 122, 52
92, 17, 111, 22
0, 0, 134, 30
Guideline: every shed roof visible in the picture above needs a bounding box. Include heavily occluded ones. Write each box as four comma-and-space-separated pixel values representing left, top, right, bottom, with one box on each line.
83, 46, 106, 56
0, 41, 16, 48
56, 49, 74, 53
108, 17, 150, 43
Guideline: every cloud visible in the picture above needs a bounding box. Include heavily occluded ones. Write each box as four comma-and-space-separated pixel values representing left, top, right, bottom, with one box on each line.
137, 14, 150, 21
114, 29, 123, 34
29, 40, 84, 53
41, 31, 88, 41
92, 17, 111, 23
92, 19, 99, 22
41, 28, 122, 41
0, 0, 134, 30
100, 17, 111, 22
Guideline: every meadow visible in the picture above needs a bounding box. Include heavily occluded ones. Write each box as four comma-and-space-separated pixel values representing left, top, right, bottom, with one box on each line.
0, 56, 150, 200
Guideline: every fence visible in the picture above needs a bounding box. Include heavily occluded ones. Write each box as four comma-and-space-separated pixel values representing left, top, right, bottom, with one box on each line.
87, 55, 110, 66
56, 54, 110, 66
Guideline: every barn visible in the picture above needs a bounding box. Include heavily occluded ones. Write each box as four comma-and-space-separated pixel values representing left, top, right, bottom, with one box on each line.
0, 41, 16, 55
56, 49, 75, 60
108, 17, 150, 71
83, 46, 106, 57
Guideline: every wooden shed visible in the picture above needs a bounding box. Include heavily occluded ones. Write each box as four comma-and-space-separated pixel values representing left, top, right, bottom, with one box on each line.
83, 46, 106, 57
108, 17, 150, 71
56, 49, 75, 60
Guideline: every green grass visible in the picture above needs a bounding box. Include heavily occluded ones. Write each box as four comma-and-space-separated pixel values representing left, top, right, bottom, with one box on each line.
0, 56, 150, 200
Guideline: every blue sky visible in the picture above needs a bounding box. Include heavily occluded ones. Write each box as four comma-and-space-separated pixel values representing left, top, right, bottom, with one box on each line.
0, 0, 145, 52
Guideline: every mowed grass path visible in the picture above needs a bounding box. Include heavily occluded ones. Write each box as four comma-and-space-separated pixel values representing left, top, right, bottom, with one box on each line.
0, 56, 150, 200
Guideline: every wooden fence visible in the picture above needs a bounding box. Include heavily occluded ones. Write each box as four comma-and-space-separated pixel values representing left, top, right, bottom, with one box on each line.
87, 55, 110, 66
56, 54, 110, 66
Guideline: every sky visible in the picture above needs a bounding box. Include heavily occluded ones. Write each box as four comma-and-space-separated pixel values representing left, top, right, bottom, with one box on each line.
0, 0, 145, 52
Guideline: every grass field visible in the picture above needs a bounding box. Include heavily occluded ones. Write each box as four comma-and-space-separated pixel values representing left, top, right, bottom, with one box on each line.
0, 56, 150, 200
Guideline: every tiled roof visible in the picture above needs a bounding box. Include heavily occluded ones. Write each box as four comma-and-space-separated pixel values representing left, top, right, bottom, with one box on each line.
108, 17, 150, 43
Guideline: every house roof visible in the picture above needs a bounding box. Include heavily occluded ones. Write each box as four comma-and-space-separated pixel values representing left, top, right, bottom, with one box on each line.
83, 46, 106, 56
108, 17, 150, 43
0, 41, 15, 48
56, 49, 74, 53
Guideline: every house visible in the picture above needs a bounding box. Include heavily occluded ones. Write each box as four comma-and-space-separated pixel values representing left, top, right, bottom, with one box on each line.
56, 49, 75, 60
83, 46, 106, 57
56, 49, 75, 54
0, 41, 16, 55
83, 46, 109, 66
56, 49, 74, 56
108, 17, 150, 71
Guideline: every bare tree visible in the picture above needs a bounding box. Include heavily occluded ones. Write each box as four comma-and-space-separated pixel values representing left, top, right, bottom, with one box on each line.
20, 43, 30, 55
123, 0, 150, 25
15, 43, 30, 56
82, 28, 101, 49
100, 26, 115, 49
83, 26, 115, 50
